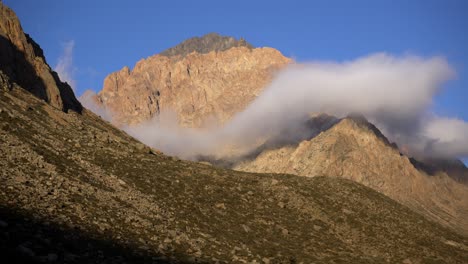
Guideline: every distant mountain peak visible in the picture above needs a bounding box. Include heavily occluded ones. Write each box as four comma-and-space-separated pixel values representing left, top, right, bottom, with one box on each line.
160, 32, 254, 57
343, 113, 397, 149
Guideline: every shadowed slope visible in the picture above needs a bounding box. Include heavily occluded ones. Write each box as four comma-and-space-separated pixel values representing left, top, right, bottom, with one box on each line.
0, 3, 82, 113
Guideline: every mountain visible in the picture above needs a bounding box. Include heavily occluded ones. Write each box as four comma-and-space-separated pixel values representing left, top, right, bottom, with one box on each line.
89, 18, 468, 236
90, 33, 290, 127
235, 115, 468, 235
83, 8, 468, 237
2, 3, 468, 262
0, 3, 82, 113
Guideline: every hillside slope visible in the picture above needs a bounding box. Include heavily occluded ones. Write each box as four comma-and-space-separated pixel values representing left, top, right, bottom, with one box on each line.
235, 115, 468, 235
2, 86, 468, 263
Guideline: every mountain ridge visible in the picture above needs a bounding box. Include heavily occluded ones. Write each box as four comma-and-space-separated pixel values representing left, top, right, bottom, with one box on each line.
235, 115, 468, 235
160, 32, 254, 58
0, 3, 82, 113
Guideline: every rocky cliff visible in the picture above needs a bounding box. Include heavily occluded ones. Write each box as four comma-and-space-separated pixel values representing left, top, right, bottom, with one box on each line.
235, 115, 468, 235
0, 3, 82, 113
93, 34, 290, 127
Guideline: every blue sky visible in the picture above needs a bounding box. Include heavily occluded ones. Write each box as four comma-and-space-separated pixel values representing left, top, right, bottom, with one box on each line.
4, 0, 468, 162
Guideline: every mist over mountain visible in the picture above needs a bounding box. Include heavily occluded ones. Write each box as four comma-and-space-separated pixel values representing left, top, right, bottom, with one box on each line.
2, 1, 468, 263
79, 31, 468, 235
86, 46, 468, 162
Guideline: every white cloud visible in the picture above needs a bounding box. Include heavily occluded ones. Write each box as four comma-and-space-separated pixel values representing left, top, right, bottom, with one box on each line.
99, 53, 468, 160
421, 117, 468, 157
54, 40, 77, 91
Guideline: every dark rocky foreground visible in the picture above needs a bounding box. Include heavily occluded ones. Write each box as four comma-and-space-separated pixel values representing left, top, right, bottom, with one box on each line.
1, 84, 467, 263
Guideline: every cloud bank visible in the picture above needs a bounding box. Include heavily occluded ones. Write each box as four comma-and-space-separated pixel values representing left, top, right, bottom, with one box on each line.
86, 53, 468, 161
219, 53, 464, 159
54, 40, 77, 90
422, 117, 468, 158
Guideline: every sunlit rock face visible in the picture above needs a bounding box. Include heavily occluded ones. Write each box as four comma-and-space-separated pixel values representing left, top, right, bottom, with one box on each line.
94, 34, 291, 127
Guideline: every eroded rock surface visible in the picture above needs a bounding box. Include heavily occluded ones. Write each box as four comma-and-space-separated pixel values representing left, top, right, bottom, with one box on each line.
94, 34, 290, 127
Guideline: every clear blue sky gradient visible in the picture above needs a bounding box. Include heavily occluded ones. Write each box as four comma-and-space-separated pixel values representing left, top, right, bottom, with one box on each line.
4, 0, 468, 163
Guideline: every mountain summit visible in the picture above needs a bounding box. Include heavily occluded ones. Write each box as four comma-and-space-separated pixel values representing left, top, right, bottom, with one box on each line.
90, 35, 290, 126
160, 33, 253, 57
235, 115, 468, 235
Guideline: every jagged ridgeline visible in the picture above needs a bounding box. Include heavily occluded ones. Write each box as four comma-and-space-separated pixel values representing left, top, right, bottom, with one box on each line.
0, 3, 82, 113
160, 33, 253, 57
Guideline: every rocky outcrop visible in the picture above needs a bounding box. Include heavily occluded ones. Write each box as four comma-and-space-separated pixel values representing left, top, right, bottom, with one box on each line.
95, 37, 290, 127
0, 2, 82, 113
235, 116, 468, 235
160, 32, 253, 57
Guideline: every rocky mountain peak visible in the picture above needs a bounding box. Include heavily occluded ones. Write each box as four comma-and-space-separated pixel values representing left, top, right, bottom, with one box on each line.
0, 2, 82, 113
343, 113, 398, 149
235, 114, 468, 235
342, 114, 468, 183
160, 32, 254, 57
94, 41, 290, 127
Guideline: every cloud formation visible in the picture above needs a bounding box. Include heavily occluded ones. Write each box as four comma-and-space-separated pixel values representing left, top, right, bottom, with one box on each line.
85, 53, 468, 161
54, 40, 77, 90
421, 117, 468, 158
220, 53, 465, 159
